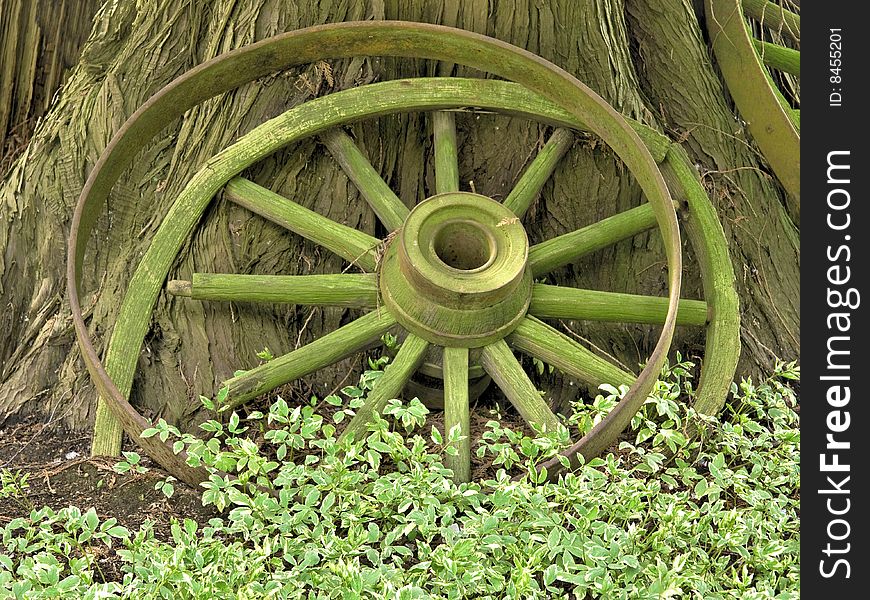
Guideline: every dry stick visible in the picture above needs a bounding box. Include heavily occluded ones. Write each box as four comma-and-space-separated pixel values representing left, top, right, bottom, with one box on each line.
741, 0, 800, 40
508, 316, 635, 390
556, 320, 634, 375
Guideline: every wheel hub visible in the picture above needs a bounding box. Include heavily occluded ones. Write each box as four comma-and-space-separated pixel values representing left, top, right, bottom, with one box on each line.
380, 192, 532, 347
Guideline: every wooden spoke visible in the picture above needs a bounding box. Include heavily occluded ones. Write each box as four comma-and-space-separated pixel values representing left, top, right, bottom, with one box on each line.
166, 273, 378, 309
742, 0, 800, 40
432, 111, 460, 194
321, 128, 409, 232
339, 333, 430, 443
221, 309, 396, 409
480, 339, 562, 435
529, 284, 708, 326
753, 40, 800, 76
503, 128, 573, 218
442, 346, 471, 482
224, 177, 380, 272
528, 203, 659, 277
508, 316, 635, 390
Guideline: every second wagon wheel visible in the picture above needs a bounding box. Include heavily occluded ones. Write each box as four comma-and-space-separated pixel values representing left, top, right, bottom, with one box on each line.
69, 22, 739, 486
706, 0, 800, 219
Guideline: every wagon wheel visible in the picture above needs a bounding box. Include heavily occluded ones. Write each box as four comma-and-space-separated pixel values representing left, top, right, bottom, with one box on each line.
69, 22, 738, 486
706, 0, 800, 218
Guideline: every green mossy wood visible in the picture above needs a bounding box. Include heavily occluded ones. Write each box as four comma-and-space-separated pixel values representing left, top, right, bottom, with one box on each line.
0, 0, 796, 484
705, 0, 800, 218
442, 346, 471, 482
71, 19, 691, 482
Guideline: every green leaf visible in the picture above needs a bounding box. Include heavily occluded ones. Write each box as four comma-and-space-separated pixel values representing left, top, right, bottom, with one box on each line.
84, 507, 99, 531
216, 386, 229, 404
107, 525, 130, 539
301, 550, 320, 568
304, 488, 320, 506
544, 564, 558, 586
342, 386, 363, 398
431, 426, 443, 445
57, 575, 81, 592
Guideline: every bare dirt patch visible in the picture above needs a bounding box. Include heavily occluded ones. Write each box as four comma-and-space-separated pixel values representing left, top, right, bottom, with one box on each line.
0, 418, 217, 540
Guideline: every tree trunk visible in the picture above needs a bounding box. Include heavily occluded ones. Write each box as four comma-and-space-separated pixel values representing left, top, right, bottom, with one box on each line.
0, 0, 103, 173
0, 0, 798, 435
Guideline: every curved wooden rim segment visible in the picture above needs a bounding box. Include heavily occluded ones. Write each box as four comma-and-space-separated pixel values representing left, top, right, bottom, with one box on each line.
533, 144, 742, 479
706, 0, 799, 219
67, 21, 681, 484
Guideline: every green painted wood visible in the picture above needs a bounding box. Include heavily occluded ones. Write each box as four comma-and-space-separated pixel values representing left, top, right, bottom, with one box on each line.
442, 346, 471, 482
433, 111, 460, 194
742, 0, 800, 39
662, 146, 741, 416
752, 39, 800, 76
338, 333, 429, 443
221, 309, 396, 409
529, 284, 708, 326
321, 128, 409, 232
508, 316, 635, 390
528, 203, 658, 277
224, 177, 380, 272
167, 273, 378, 308
503, 128, 574, 218
480, 338, 563, 434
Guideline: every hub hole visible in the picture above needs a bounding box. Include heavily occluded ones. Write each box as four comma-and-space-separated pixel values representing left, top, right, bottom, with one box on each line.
433, 221, 495, 271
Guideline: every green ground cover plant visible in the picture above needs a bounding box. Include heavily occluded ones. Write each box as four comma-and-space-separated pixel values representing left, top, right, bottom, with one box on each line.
1, 357, 799, 599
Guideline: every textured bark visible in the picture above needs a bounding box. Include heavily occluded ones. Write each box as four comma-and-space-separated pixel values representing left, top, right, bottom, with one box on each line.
625, 0, 800, 373
0, 0, 798, 434
0, 0, 102, 173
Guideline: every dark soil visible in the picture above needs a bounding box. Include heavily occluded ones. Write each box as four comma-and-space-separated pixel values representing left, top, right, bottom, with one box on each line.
0, 418, 218, 540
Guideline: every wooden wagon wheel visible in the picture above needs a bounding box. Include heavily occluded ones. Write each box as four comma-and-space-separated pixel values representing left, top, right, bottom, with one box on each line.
68, 22, 739, 486
706, 0, 800, 219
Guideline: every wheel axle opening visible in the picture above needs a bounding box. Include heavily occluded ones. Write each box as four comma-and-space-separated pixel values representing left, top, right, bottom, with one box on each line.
432, 220, 495, 272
